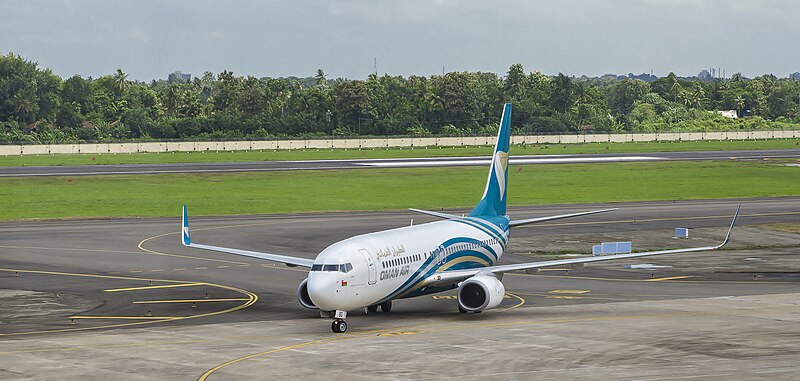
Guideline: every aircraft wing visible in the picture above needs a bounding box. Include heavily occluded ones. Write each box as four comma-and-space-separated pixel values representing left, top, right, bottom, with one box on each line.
180, 205, 314, 268
424, 206, 739, 287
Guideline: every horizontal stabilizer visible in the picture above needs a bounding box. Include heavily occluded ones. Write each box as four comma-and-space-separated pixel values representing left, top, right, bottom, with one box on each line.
509, 208, 617, 227
408, 208, 461, 220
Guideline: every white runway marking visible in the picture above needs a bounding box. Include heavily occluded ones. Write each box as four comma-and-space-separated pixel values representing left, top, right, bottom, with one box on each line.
356, 156, 668, 167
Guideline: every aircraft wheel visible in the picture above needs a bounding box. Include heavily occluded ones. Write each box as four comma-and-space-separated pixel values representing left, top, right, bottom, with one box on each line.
367, 305, 378, 313
458, 305, 467, 313
380, 301, 392, 313
331, 320, 347, 333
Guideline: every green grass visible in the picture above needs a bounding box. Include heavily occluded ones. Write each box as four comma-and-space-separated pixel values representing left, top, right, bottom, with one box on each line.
0, 139, 798, 167
1, 160, 798, 221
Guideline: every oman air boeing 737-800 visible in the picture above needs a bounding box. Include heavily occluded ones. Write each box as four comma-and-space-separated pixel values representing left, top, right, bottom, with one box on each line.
181, 103, 738, 333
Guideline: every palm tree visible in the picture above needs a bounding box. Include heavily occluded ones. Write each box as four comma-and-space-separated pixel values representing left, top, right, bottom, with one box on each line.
735, 95, 745, 117
679, 90, 692, 107
162, 85, 181, 116
114, 69, 129, 94
667, 74, 681, 102
315, 69, 327, 87
687, 84, 706, 109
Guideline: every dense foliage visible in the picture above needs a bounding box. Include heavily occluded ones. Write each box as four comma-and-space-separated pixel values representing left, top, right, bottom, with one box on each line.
1, 53, 799, 143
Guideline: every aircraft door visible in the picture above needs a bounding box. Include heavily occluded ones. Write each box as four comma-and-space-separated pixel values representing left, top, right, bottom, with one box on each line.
359, 249, 377, 285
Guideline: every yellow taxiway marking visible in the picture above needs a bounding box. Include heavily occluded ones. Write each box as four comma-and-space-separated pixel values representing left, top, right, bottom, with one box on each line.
103, 282, 206, 292
432, 294, 513, 300
69, 316, 178, 320
646, 276, 694, 282
495, 292, 526, 312
197, 311, 699, 381
133, 298, 250, 304
377, 331, 419, 337
516, 291, 630, 301
549, 289, 590, 294
0, 268, 258, 337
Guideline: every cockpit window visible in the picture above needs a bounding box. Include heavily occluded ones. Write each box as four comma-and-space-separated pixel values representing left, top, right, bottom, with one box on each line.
311, 263, 353, 273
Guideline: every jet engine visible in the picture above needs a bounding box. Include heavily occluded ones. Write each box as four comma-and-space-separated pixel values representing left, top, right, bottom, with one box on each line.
457, 274, 506, 312
297, 278, 317, 309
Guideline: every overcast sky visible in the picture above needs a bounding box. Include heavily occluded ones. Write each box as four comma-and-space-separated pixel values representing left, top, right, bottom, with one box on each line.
1, 0, 797, 81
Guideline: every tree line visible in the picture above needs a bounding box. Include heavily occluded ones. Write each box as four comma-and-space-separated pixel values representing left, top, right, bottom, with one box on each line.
1, 53, 799, 144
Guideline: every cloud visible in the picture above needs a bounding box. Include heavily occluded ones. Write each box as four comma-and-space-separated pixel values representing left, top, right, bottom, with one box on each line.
1, 0, 798, 80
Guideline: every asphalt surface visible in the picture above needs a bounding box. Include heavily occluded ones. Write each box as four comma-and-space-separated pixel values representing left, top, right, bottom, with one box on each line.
0, 198, 799, 380
2, 148, 800, 177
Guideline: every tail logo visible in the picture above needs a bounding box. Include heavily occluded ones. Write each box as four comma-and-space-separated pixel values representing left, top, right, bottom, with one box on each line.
493, 150, 509, 200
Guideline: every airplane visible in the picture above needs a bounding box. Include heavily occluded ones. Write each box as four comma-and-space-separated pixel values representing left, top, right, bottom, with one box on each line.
181, 103, 739, 333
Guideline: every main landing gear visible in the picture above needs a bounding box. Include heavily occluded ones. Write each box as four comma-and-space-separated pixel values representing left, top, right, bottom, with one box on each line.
365, 300, 392, 314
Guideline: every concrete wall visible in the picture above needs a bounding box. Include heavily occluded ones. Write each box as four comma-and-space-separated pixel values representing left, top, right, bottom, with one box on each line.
1, 129, 797, 156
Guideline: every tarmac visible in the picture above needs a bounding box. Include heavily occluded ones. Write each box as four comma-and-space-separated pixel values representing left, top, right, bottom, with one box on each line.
1, 148, 799, 177
0, 198, 798, 380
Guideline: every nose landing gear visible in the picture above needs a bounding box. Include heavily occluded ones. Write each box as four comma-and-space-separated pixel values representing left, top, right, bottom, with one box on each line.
324, 310, 348, 333
331, 319, 348, 333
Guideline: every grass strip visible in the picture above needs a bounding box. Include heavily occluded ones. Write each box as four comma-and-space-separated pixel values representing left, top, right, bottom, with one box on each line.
0, 139, 798, 167
1, 160, 798, 221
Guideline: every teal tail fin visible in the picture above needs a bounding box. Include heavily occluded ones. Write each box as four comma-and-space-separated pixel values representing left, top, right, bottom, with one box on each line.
469, 103, 512, 217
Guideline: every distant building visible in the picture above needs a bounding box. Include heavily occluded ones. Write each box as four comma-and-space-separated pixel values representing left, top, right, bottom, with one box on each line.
714, 110, 738, 119
697, 70, 713, 81
627, 73, 658, 82
168, 71, 192, 83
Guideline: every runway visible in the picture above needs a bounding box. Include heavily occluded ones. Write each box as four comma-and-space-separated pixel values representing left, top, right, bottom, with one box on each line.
2, 148, 799, 177
0, 198, 799, 380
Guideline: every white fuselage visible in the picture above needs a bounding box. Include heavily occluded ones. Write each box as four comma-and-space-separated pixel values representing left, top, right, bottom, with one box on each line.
307, 217, 510, 311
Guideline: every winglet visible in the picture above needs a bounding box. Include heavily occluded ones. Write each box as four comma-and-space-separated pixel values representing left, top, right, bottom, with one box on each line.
181, 204, 191, 246
719, 204, 740, 248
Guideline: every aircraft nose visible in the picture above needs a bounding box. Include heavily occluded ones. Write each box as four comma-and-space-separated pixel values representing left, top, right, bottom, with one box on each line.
307, 273, 338, 311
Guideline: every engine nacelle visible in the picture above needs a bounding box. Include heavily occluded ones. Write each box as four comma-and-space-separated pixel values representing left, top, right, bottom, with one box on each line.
297, 278, 317, 309
457, 274, 506, 312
